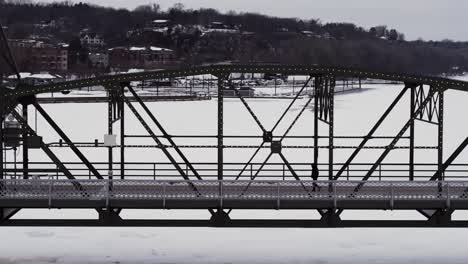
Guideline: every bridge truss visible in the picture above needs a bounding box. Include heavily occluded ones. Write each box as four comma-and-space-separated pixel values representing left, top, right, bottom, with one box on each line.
3, 30, 468, 227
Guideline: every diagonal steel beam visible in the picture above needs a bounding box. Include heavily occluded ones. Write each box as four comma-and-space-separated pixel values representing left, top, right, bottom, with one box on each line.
278, 153, 301, 181
33, 102, 103, 180
240, 77, 316, 193
235, 141, 265, 180
271, 76, 313, 133
353, 86, 437, 193
123, 96, 191, 180
127, 86, 202, 180
127, 87, 214, 214
431, 137, 468, 181
279, 152, 318, 194
242, 151, 317, 196
232, 88, 267, 133
233, 86, 310, 180
124, 96, 207, 207
280, 97, 314, 142
239, 152, 273, 196
334, 86, 410, 180
250, 152, 273, 181
11, 111, 84, 191
0, 24, 20, 80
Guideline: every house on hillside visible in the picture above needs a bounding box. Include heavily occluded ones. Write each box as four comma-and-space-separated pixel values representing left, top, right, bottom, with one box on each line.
80, 32, 105, 47
88, 52, 109, 69
204, 22, 240, 34
108, 46, 177, 71
150, 19, 170, 29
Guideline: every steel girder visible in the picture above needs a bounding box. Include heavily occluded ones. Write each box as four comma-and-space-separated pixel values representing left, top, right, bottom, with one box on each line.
2, 61, 468, 228
6, 65, 468, 100
33, 102, 103, 180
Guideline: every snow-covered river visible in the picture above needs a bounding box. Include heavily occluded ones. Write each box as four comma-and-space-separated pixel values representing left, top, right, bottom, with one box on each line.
2, 77, 468, 263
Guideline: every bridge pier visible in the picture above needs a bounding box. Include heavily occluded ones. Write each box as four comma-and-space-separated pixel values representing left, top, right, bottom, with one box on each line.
419, 209, 453, 226
210, 209, 231, 227
0, 208, 20, 222
428, 210, 452, 226
98, 209, 123, 225
320, 209, 341, 227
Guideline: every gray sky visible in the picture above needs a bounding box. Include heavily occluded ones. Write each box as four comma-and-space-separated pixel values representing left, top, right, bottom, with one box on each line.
40, 0, 468, 41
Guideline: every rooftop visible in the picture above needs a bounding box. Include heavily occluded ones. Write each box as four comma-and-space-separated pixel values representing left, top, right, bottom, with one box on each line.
153, 19, 169, 23
129, 46, 173, 52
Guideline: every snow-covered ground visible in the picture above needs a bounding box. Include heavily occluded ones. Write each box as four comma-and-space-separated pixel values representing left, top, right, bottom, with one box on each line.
2, 77, 468, 263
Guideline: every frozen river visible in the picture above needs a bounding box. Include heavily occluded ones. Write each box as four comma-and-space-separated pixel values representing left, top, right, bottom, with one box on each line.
2, 78, 468, 263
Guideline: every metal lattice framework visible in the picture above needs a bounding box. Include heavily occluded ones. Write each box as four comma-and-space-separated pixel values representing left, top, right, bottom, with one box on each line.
3, 29, 468, 227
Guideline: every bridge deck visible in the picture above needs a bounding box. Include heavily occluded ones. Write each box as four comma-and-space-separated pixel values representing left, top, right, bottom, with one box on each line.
1, 180, 466, 210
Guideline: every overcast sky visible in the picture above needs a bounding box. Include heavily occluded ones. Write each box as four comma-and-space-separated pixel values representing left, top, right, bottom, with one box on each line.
40, 0, 468, 41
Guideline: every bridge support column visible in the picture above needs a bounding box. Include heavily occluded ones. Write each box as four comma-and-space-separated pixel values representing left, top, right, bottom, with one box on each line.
18, 95, 37, 179
217, 75, 228, 181
98, 209, 123, 225
429, 210, 452, 226
120, 83, 125, 180
313, 76, 335, 180
320, 209, 341, 227
0, 208, 20, 222
210, 209, 231, 227
22, 102, 29, 179
0, 90, 3, 180
107, 90, 114, 183
313, 77, 320, 180
437, 89, 444, 181
409, 85, 416, 181
419, 209, 453, 226
328, 77, 335, 181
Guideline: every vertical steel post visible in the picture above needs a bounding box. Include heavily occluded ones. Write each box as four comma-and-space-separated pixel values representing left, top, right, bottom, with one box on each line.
438, 88, 444, 181
274, 78, 277, 96
0, 91, 3, 180
217, 75, 225, 180
313, 76, 320, 180
108, 90, 113, 182
120, 84, 125, 180
22, 103, 28, 179
409, 86, 415, 181
328, 77, 335, 181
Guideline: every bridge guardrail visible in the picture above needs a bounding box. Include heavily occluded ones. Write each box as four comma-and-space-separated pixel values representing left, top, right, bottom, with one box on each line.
0, 180, 467, 210
3, 162, 468, 181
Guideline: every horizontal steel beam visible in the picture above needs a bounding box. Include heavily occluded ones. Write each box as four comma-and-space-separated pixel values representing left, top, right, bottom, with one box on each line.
0, 180, 465, 210
6, 64, 468, 99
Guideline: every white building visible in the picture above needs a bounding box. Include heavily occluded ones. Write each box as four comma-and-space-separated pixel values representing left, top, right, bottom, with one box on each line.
80, 32, 105, 47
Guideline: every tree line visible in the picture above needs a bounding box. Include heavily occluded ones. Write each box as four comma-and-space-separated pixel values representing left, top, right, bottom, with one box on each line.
0, 1, 467, 75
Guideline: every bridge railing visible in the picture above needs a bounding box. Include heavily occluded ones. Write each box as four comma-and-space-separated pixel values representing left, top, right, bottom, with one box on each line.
0, 180, 466, 208
2, 162, 467, 181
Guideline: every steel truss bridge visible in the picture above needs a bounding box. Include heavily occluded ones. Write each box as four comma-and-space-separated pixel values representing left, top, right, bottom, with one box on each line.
3, 27, 468, 228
